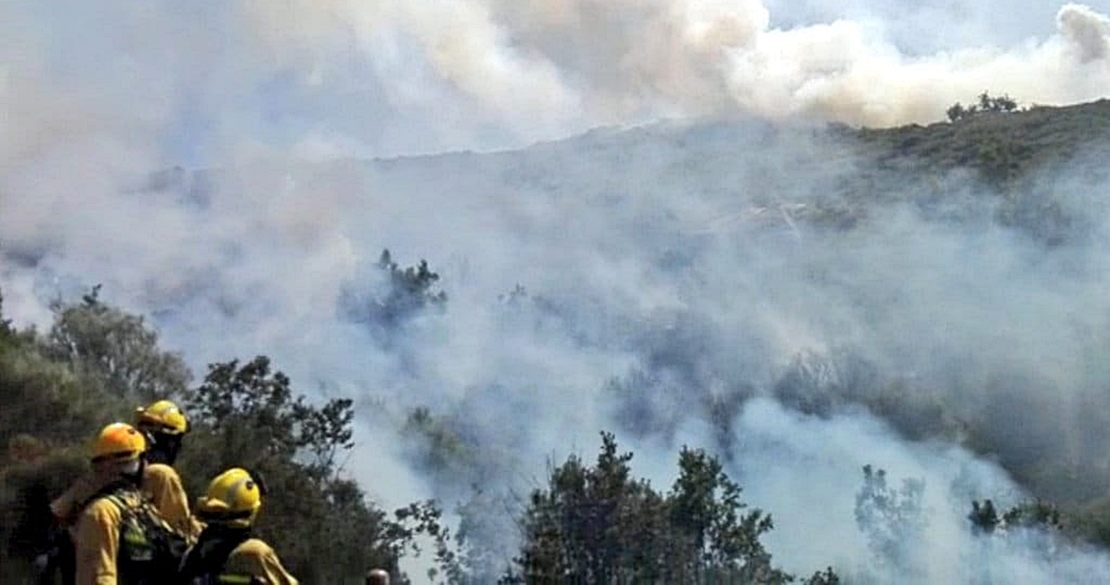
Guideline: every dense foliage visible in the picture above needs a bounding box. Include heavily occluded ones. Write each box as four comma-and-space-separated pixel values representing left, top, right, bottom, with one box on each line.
501, 432, 837, 584
946, 92, 1020, 122
0, 288, 456, 584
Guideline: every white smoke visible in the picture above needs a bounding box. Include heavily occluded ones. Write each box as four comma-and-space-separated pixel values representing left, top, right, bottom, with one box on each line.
729, 398, 1110, 583
232, 0, 1110, 136
6, 0, 1109, 163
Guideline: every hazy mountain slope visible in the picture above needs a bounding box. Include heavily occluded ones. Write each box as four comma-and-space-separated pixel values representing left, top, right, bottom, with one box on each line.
5, 98, 1110, 582
132, 100, 1110, 510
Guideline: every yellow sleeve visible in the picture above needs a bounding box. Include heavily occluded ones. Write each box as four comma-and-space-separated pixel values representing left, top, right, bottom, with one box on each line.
257, 548, 299, 585
73, 499, 121, 585
142, 463, 201, 541
225, 540, 299, 585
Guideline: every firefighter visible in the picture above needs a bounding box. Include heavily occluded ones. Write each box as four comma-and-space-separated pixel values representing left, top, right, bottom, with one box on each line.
177, 467, 298, 585
71, 422, 158, 584
132, 400, 203, 540
53, 400, 201, 542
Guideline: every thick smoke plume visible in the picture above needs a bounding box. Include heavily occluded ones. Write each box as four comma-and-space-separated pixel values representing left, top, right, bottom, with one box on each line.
5, 0, 1109, 160
238, 0, 1110, 134
4, 0, 1110, 581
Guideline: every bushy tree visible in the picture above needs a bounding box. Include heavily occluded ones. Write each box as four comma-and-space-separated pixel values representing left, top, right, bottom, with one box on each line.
402, 406, 477, 480
0, 326, 111, 446
947, 92, 1019, 122
0, 291, 12, 336
45, 285, 191, 402
340, 249, 447, 331
804, 567, 841, 584
669, 447, 789, 583
855, 465, 926, 574
178, 356, 395, 583
969, 498, 1064, 535
391, 499, 471, 584
505, 432, 812, 584
183, 356, 354, 476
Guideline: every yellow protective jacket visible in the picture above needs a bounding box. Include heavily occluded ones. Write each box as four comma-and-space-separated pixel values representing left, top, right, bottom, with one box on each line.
217, 538, 299, 585
53, 464, 202, 542
71, 489, 140, 585
142, 463, 203, 541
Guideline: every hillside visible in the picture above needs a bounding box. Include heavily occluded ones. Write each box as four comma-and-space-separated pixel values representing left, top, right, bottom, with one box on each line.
839, 99, 1110, 241
149, 98, 1110, 231
854, 98, 1110, 177
5, 98, 1110, 583
356, 98, 1110, 241
128, 99, 1110, 508
354, 98, 1110, 519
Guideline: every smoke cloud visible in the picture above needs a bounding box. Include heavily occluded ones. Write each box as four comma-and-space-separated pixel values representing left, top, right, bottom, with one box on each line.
5, 0, 1110, 162
225, 0, 1110, 139
5, 0, 1110, 580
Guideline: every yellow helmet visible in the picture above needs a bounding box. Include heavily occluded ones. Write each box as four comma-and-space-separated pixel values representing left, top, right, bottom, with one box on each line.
134, 399, 189, 435
196, 468, 263, 528
91, 422, 148, 463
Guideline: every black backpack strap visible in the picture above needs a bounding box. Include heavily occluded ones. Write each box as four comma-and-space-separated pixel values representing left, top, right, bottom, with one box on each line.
75, 481, 136, 516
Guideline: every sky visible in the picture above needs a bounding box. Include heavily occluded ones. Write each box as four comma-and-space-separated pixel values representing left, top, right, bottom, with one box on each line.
4, 0, 1110, 582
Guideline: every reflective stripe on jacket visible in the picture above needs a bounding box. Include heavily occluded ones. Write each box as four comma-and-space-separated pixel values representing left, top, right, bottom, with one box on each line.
215, 575, 259, 584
